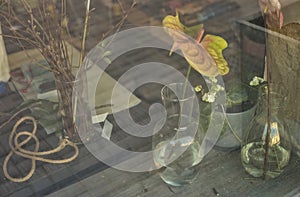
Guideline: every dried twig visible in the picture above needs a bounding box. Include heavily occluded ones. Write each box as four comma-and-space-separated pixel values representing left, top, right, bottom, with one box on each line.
0, 0, 136, 141
79, 0, 90, 65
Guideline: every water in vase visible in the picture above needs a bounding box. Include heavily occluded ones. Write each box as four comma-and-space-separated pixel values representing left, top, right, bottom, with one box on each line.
153, 138, 202, 186
241, 141, 290, 178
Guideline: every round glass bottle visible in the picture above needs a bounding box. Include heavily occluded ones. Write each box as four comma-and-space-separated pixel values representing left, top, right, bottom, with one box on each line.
241, 84, 291, 178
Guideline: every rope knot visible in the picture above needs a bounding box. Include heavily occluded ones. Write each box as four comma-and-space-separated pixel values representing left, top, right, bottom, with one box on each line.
3, 116, 79, 182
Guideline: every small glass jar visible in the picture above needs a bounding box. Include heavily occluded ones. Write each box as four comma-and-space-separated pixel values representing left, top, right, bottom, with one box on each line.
241, 84, 292, 178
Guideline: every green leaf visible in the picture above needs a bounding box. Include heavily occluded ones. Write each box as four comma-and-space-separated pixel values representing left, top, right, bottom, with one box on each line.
162, 12, 185, 32
162, 12, 229, 76
201, 35, 229, 75
162, 12, 203, 39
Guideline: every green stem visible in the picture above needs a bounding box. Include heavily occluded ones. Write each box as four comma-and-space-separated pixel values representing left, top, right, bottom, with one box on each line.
177, 65, 192, 129
273, 146, 281, 170
182, 65, 192, 100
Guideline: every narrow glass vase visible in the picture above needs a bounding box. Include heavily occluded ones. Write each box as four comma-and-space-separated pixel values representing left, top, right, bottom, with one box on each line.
153, 83, 202, 186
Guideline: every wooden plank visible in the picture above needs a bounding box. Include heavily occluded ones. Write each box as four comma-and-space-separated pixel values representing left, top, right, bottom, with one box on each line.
48, 149, 300, 197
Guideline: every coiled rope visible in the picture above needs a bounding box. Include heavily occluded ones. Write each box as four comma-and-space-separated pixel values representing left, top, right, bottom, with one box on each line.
3, 116, 79, 182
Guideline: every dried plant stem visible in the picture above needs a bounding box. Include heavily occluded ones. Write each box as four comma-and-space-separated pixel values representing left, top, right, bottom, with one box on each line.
0, 0, 136, 142
73, 0, 91, 138
101, 1, 136, 48
263, 13, 272, 180
263, 79, 271, 179
79, 0, 90, 66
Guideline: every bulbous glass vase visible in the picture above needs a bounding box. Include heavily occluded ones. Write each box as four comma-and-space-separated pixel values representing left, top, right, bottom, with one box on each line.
241, 84, 292, 179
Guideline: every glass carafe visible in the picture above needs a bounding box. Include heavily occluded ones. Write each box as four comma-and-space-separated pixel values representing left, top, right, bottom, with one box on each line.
241, 84, 291, 178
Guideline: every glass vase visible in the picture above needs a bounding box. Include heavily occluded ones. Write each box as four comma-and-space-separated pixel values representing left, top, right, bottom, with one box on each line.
55, 72, 93, 144
152, 83, 202, 186
241, 84, 292, 178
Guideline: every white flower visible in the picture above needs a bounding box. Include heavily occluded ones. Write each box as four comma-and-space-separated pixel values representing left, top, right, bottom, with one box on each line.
215, 84, 225, 92
209, 77, 218, 83
250, 76, 265, 86
202, 92, 217, 103
201, 77, 225, 103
